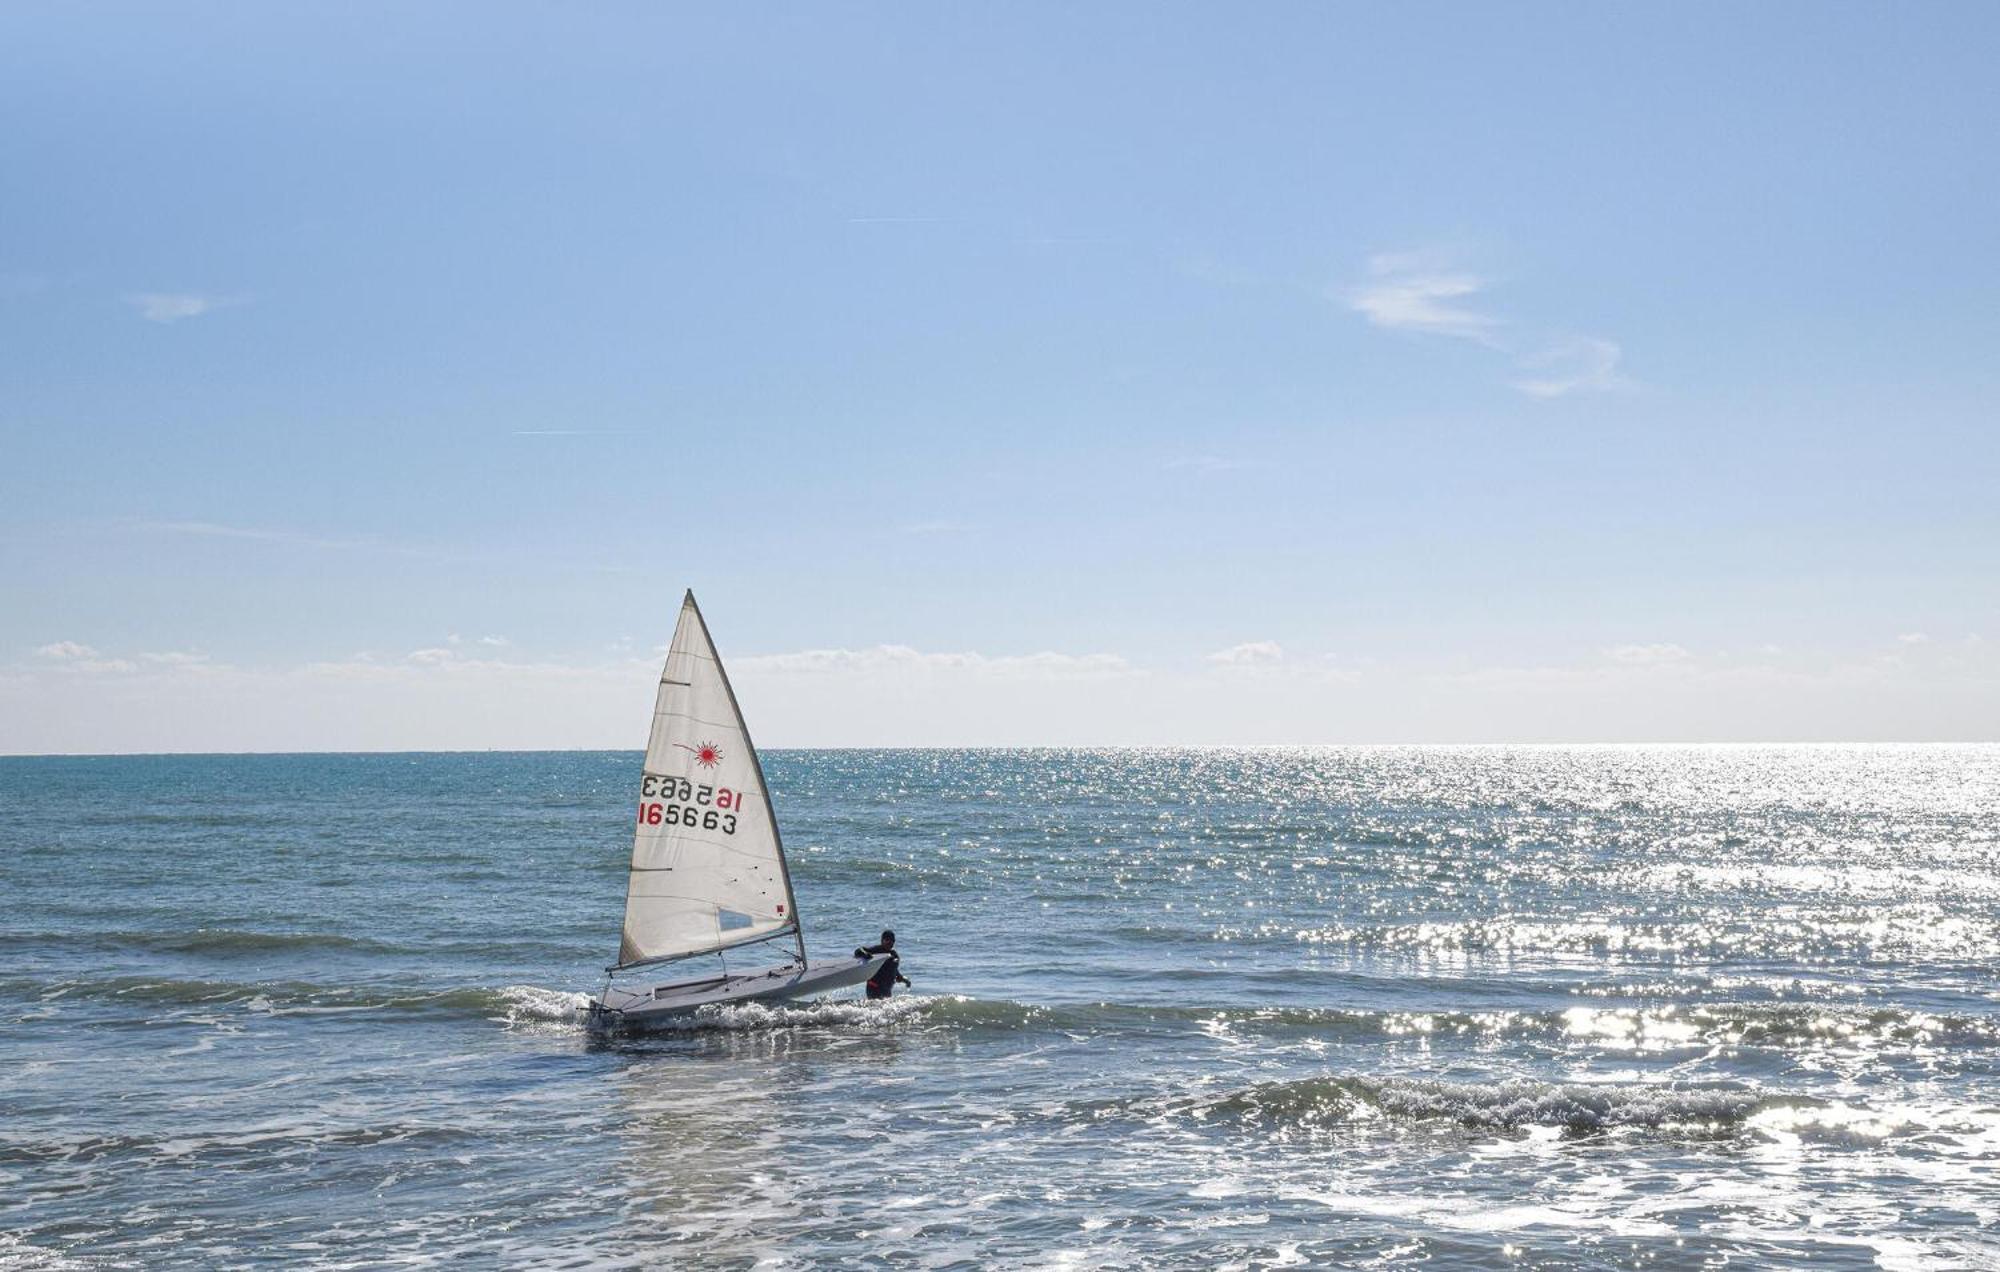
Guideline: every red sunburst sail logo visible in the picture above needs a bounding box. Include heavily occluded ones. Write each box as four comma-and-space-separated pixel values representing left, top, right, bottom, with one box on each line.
676, 740, 723, 768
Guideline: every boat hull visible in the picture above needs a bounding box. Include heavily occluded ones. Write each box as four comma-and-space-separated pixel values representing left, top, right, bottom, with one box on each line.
587, 955, 888, 1032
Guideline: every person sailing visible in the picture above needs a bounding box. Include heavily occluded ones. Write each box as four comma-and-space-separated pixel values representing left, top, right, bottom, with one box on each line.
853, 929, 911, 1000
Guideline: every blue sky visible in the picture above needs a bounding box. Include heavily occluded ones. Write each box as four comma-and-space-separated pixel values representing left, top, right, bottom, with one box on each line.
3, 3, 1996, 750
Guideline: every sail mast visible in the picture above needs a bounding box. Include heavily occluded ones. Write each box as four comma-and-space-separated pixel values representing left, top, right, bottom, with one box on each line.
683, 590, 807, 966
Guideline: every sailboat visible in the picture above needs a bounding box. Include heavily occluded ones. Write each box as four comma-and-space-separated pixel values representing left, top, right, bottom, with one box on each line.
585, 591, 885, 1031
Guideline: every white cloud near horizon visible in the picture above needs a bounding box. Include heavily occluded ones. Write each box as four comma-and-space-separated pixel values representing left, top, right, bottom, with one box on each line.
124, 292, 247, 323
32, 641, 137, 674
1206, 640, 1286, 667
1606, 642, 1694, 665
4, 638, 1996, 752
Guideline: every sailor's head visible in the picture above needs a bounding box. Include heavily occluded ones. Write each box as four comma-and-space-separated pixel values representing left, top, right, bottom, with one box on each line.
880, 929, 896, 948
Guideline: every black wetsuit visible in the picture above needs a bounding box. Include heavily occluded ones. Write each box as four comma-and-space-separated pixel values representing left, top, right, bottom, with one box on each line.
854, 942, 908, 999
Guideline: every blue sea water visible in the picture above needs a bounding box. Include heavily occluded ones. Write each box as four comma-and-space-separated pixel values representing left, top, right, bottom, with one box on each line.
2, 746, 1998, 1269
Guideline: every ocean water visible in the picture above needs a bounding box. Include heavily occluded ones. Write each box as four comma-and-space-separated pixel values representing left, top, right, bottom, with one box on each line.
2, 746, 1998, 1270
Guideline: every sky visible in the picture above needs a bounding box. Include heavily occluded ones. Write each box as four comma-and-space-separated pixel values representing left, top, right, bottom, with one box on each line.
2, 3, 1996, 751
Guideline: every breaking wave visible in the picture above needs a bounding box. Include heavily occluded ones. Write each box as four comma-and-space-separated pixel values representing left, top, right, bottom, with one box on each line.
16, 975, 1998, 1057
9, 976, 593, 1023
1121, 1074, 1997, 1149
1148, 1076, 1778, 1135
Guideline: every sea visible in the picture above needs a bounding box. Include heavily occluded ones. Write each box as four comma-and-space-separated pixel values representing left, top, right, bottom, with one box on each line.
3, 746, 1997, 1270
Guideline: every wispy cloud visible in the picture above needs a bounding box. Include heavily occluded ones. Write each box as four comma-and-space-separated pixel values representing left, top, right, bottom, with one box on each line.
141, 650, 215, 668
124, 292, 248, 323
1605, 642, 1693, 665
126, 519, 449, 559
1348, 249, 1633, 398
1347, 251, 1501, 345
135, 520, 371, 550
739, 645, 1136, 679
1206, 640, 1286, 667
442, 633, 511, 648
31, 642, 219, 676
1897, 632, 1931, 645
1164, 455, 1263, 474
1513, 337, 1630, 398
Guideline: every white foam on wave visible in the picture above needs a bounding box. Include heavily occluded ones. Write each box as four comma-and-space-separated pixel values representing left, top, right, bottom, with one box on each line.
490, 984, 592, 1030
1279, 1184, 1677, 1239
481, 984, 948, 1034
1362, 1077, 1761, 1131
0, 1233, 105, 1272
1167, 1074, 1774, 1135
652, 992, 936, 1033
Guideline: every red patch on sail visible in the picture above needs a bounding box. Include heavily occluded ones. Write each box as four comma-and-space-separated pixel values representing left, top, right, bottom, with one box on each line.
694, 742, 722, 768
777, 903, 785, 915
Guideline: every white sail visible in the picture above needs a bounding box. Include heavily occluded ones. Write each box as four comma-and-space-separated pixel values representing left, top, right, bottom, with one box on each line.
616, 592, 800, 968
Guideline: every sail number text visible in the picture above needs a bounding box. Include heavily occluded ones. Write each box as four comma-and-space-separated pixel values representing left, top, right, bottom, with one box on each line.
638, 803, 736, 833
637, 773, 745, 834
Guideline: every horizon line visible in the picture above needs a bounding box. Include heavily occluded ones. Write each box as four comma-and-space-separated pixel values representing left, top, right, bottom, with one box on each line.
2, 740, 1995, 760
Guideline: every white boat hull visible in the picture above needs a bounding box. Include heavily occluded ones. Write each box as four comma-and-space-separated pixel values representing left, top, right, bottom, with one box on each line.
588, 955, 888, 1032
